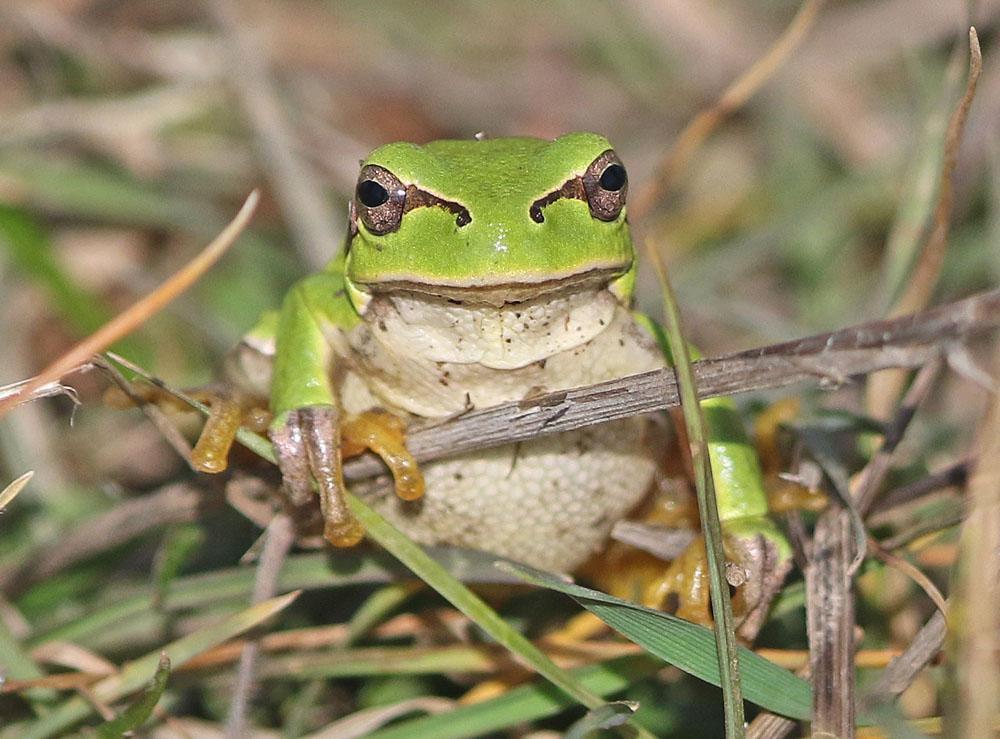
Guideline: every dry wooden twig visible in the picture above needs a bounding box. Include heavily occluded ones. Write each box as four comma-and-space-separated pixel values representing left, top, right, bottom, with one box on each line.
342, 288, 1000, 483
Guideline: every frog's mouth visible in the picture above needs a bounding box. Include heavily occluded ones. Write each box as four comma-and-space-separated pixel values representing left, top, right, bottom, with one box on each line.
358, 266, 624, 307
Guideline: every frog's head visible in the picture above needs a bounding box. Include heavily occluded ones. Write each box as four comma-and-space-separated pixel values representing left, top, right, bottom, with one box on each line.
343, 132, 634, 310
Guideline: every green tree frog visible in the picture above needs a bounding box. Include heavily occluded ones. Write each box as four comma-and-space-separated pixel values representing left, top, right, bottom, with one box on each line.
225, 132, 792, 634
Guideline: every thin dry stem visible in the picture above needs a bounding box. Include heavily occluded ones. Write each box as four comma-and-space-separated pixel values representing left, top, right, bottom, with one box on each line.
0, 191, 259, 418
630, 0, 825, 220
871, 459, 969, 515
949, 339, 1000, 737
891, 28, 982, 319
0, 471, 33, 512
869, 28, 983, 418
225, 513, 296, 739
209, 0, 342, 269
854, 359, 943, 516
867, 538, 948, 616
806, 506, 856, 737
862, 610, 947, 711
98, 358, 195, 467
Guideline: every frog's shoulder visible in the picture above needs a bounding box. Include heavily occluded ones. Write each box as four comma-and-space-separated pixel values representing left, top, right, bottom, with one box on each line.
237, 252, 353, 352
293, 251, 361, 330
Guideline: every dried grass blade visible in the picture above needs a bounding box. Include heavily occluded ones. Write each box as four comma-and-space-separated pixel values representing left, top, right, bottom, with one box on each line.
0, 190, 259, 418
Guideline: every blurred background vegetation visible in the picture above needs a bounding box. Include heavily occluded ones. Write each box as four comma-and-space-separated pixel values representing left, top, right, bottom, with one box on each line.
0, 0, 996, 736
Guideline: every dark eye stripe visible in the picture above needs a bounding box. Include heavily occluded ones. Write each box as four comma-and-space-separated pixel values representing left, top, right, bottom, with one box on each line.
529, 178, 587, 223
352, 164, 472, 235
402, 186, 471, 227
530, 150, 627, 223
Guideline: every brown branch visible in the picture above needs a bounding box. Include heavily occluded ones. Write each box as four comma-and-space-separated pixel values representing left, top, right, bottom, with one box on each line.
854, 359, 943, 516
342, 288, 1000, 483
806, 507, 856, 736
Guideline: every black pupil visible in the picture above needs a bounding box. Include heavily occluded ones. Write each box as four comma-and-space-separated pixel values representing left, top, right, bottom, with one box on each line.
357, 179, 389, 208
599, 164, 627, 192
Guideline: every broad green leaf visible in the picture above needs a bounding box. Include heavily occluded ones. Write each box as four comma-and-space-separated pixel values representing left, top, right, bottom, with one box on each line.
503, 563, 814, 721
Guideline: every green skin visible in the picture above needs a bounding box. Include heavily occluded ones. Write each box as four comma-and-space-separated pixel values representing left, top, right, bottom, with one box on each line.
266, 132, 789, 567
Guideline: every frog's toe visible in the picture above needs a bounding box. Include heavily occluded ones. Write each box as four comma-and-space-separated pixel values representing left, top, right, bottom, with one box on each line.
270, 405, 364, 547
723, 525, 793, 640
190, 395, 244, 474
269, 408, 312, 506
342, 410, 425, 502
767, 480, 827, 514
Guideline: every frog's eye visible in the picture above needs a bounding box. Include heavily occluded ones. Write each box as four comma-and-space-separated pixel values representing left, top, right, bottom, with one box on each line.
355, 165, 406, 235
582, 150, 627, 221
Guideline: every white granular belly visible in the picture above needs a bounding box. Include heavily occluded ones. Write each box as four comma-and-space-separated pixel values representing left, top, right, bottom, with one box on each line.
357, 419, 655, 572
339, 287, 666, 572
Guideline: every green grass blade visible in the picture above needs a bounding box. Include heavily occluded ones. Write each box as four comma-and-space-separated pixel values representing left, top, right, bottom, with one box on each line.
365, 656, 662, 739
648, 250, 746, 735
0, 153, 220, 233
95, 653, 171, 738
11, 591, 299, 739
0, 204, 109, 335
565, 701, 638, 738
504, 563, 813, 720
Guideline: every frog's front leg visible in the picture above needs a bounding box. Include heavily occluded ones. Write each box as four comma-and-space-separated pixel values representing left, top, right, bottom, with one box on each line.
268, 276, 363, 546
341, 411, 424, 502
268, 273, 424, 547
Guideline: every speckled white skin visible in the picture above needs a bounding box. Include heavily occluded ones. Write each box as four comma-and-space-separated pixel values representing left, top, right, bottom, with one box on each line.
338, 286, 667, 572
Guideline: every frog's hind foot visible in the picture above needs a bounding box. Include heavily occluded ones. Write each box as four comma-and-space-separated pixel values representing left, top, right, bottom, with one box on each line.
643, 523, 792, 641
